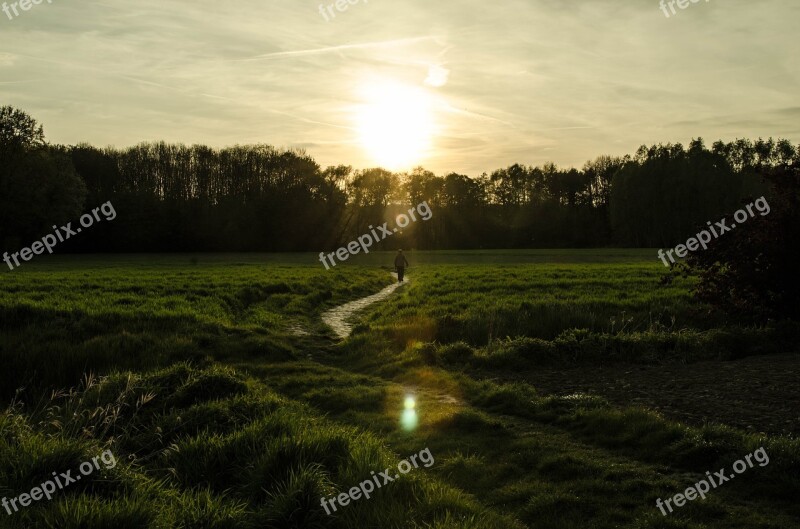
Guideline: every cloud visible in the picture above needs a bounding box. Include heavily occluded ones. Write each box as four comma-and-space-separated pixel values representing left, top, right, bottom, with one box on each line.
0, 53, 16, 67
0, 0, 796, 174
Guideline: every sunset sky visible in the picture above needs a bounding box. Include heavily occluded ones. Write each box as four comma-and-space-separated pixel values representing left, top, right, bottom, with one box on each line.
0, 0, 798, 174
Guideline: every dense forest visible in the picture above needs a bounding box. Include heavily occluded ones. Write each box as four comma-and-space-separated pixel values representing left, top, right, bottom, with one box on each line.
1, 106, 796, 252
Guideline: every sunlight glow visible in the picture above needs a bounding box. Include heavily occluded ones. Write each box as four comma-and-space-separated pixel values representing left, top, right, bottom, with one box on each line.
355, 80, 436, 170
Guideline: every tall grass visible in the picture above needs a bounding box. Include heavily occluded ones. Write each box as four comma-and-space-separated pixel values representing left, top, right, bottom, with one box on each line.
0, 364, 516, 529
3, 252, 798, 528
352, 263, 798, 367
0, 258, 390, 400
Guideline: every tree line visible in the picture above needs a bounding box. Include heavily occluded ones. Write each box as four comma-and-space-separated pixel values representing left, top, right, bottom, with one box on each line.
1, 106, 796, 252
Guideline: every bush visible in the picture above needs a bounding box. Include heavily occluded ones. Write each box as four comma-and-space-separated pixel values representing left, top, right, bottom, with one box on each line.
681, 155, 800, 321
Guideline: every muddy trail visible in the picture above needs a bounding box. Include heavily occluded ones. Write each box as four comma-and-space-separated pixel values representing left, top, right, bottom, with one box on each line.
316, 273, 463, 407
322, 272, 406, 339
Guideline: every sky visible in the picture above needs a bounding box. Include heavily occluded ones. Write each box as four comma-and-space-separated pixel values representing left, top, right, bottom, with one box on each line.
0, 0, 798, 175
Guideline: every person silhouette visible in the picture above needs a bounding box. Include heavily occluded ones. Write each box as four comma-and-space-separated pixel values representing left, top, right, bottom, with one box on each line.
394, 249, 409, 283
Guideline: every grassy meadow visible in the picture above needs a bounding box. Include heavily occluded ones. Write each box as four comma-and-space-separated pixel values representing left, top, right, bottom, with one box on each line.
1, 251, 798, 528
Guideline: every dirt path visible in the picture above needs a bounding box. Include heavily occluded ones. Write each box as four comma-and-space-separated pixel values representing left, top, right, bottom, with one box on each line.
512, 354, 800, 436
322, 273, 406, 339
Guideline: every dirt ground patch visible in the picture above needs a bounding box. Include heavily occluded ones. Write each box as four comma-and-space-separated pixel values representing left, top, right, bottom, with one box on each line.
518, 354, 800, 436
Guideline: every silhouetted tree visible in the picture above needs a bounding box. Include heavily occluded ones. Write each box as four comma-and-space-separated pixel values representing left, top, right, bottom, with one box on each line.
2, 108, 796, 254
0, 107, 86, 249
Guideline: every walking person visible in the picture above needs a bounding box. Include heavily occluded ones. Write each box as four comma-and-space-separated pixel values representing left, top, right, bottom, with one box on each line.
394, 249, 409, 283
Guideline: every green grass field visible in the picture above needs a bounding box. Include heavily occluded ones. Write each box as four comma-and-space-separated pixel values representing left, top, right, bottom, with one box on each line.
1, 251, 798, 528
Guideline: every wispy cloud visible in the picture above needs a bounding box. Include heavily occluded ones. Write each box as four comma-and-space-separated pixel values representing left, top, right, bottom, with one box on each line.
0, 0, 797, 175
229, 36, 443, 62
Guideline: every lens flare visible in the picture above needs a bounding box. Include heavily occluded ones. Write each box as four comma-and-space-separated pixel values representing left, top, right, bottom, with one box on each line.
401, 409, 418, 431
401, 395, 418, 430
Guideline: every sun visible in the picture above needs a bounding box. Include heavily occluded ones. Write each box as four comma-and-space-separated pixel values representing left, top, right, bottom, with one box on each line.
355, 80, 435, 170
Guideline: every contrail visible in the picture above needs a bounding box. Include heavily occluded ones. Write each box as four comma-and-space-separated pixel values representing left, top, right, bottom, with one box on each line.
229, 36, 442, 62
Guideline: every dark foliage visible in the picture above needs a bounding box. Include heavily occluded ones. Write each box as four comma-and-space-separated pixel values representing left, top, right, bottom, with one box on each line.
1, 107, 797, 254
680, 149, 800, 321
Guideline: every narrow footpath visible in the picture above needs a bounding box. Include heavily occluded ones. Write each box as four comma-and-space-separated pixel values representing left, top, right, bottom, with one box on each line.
322, 272, 406, 339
